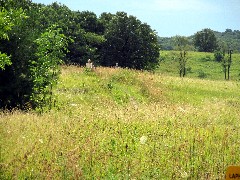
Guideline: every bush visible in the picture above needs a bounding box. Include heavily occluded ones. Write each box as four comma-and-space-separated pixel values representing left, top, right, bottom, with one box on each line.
198, 70, 207, 79
214, 51, 224, 62
30, 26, 68, 112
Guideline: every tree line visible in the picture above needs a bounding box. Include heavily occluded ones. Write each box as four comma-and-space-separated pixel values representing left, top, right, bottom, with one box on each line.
0, 0, 160, 110
159, 28, 240, 53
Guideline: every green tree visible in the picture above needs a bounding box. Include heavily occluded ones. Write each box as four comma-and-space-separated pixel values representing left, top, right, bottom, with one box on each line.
65, 11, 105, 65
76, 11, 104, 34
193, 28, 218, 52
101, 12, 160, 70
0, 1, 30, 109
0, 6, 26, 70
30, 25, 68, 111
99, 12, 114, 33
0, 0, 71, 109
0, 0, 44, 109
174, 36, 189, 77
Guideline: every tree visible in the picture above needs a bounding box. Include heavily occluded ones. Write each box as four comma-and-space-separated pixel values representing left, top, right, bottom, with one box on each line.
30, 25, 68, 111
0, 5, 26, 70
0, 0, 69, 109
76, 11, 104, 34
222, 48, 233, 80
0, 1, 29, 109
101, 12, 160, 70
64, 10, 105, 65
193, 28, 218, 52
174, 36, 189, 77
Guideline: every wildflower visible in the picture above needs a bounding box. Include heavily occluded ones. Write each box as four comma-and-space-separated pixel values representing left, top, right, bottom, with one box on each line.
178, 107, 186, 113
140, 136, 147, 144
39, 139, 43, 143
181, 171, 188, 178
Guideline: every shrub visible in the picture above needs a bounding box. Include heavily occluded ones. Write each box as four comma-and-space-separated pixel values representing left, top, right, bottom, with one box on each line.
214, 51, 224, 62
198, 70, 207, 79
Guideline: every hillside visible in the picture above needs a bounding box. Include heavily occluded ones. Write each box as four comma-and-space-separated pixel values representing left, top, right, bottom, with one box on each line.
1, 66, 240, 179
159, 29, 240, 52
158, 51, 240, 80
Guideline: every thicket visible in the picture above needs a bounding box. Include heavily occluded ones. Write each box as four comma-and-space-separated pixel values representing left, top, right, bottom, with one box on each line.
0, 0, 160, 110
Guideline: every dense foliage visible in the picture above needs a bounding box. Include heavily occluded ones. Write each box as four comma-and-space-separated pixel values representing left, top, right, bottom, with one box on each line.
101, 12, 160, 69
0, 0, 160, 109
193, 28, 218, 52
159, 29, 240, 53
30, 26, 68, 111
215, 29, 240, 52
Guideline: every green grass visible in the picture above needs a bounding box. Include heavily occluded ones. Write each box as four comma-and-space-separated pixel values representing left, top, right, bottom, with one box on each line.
158, 51, 240, 80
1, 66, 240, 179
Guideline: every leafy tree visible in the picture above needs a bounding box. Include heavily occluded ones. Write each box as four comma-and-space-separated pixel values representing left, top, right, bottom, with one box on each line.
0, 1, 30, 108
0, 5, 26, 70
30, 26, 68, 111
62, 10, 105, 65
0, 0, 69, 109
193, 28, 218, 52
101, 12, 160, 70
76, 11, 104, 34
99, 12, 115, 33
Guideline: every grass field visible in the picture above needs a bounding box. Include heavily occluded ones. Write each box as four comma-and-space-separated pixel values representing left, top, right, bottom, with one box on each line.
1, 63, 240, 179
158, 51, 240, 81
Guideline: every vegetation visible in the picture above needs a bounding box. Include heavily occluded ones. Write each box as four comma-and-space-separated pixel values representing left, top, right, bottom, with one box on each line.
0, 1, 239, 178
193, 28, 218, 52
30, 25, 68, 112
215, 29, 240, 52
0, 3, 26, 70
101, 12, 160, 69
0, 0, 159, 109
159, 29, 240, 53
158, 51, 240, 80
1, 66, 239, 179
0, 0, 239, 110
173, 36, 189, 77
0, 0, 240, 179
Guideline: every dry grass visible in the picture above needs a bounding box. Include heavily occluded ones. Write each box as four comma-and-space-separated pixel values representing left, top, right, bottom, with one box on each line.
1, 66, 240, 179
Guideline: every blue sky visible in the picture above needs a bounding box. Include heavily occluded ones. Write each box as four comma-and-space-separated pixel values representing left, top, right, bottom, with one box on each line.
31, 0, 240, 37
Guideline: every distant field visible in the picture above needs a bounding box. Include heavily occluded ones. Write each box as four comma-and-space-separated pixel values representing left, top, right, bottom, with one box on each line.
157, 51, 240, 81
1, 66, 240, 179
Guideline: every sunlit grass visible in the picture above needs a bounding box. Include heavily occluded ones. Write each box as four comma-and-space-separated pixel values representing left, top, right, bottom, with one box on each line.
158, 51, 240, 80
1, 66, 239, 179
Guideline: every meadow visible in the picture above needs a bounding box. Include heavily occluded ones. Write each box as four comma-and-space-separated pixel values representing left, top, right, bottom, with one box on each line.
158, 51, 240, 81
1, 57, 240, 179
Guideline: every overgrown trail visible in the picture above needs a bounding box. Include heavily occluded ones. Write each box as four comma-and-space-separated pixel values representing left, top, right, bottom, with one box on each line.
1, 66, 239, 179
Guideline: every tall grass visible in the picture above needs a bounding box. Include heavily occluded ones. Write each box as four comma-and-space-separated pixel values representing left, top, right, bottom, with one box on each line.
1, 66, 239, 179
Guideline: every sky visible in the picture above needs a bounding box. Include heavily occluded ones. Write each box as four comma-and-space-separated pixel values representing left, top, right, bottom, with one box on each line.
31, 0, 240, 37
